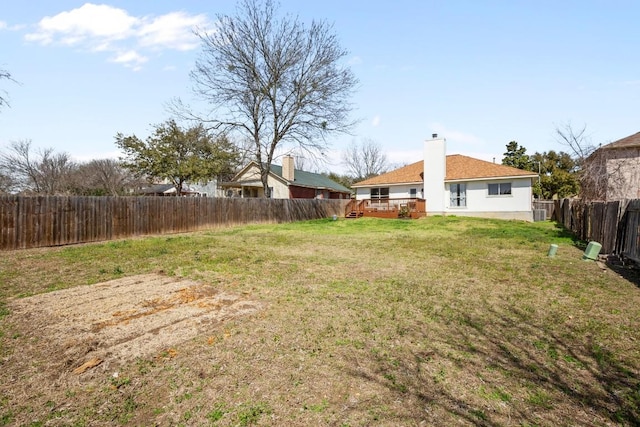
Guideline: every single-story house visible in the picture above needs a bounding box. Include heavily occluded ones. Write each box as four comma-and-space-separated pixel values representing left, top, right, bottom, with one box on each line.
350, 135, 539, 221
581, 131, 640, 201
138, 183, 199, 196
221, 156, 351, 199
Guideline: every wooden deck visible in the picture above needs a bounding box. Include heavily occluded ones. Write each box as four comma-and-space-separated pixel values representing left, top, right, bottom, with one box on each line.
345, 198, 426, 219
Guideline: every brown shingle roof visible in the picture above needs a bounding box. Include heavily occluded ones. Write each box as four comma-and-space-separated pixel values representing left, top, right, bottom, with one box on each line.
600, 131, 640, 150
352, 161, 424, 187
352, 155, 537, 187
446, 154, 537, 180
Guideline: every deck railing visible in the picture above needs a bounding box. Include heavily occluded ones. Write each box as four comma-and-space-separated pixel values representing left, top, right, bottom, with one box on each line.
345, 198, 426, 219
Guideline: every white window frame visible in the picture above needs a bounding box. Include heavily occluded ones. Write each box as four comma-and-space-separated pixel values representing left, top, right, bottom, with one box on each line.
449, 183, 466, 208
370, 187, 390, 200
488, 182, 512, 196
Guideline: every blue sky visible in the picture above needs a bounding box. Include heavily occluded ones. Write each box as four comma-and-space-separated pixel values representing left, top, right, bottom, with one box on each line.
1, 1, 639, 173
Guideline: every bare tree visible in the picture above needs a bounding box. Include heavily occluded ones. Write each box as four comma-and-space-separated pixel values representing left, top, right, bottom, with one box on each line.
554, 121, 625, 200
184, 0, 357, 197
343, 138, 389, 181
0, 140, 76, 194
1, 68, 16, 110
70, 159, 141, 196
554, 122, 596, 165
0, 170, 14, 194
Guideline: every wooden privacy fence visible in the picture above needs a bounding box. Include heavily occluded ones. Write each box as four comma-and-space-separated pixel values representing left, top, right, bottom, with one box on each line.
532, 200, 555, 221
0, 196, 350, 250
554, 198, 640, 261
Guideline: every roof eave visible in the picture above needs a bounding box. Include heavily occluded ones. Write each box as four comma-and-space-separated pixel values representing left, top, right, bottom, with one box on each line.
351, 180, 423, 188
446, 174, 538, 182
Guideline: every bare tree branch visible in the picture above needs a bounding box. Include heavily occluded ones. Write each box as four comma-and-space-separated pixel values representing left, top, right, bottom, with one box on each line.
0, 68, 16, 110
343, 138, 389, 181
188, 0, 357, 196
554, 122, 627, 201
0, 140, 76, 194
70, 159, 142, 196
554, 122, 595, 166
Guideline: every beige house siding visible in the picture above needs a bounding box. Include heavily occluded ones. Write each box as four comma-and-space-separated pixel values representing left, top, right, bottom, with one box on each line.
583, 146, 640, 201
233, 166, 288, 198
605, 147, 640, 200
583, 132, 640, 201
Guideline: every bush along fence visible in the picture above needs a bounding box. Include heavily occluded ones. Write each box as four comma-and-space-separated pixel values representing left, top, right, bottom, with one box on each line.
0, 196, 350, 251
554, 198, 640, 262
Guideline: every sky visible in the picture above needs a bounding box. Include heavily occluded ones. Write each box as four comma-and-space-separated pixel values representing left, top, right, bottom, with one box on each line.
1, 1, 639, 174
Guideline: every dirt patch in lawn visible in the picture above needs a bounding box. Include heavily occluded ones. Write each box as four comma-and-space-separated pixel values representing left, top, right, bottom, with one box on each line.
7, 274, 263, 374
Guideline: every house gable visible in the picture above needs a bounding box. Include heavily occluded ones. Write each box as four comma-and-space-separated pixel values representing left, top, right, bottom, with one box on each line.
352, 137, 537, 221
224, 160, 351, 199
352, 155, 537, 187
584, 131, 640, 200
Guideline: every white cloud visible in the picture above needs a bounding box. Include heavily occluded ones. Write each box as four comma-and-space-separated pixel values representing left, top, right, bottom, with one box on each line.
25, 3, 137, 45
0, 21, 24, 31
428, 122, 484, 146
348, 56, 362, 66
621, 80, 640, 86
138, 11, 209, 51
25, 3, 211, 69
371, 115, 381, 127
387, 149, 423, 167
72, 150, 121, 163
110, 50, 148, 71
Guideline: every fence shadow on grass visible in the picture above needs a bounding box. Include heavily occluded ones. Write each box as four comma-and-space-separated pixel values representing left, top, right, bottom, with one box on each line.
604, 255, 640, 288
341, 303, 639, 426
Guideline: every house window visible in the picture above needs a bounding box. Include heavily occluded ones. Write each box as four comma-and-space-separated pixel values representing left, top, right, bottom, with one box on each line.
450, 183, 466, 207
370, 187, 389, 199
409, 188, 417, 199
488, 183, 512, 196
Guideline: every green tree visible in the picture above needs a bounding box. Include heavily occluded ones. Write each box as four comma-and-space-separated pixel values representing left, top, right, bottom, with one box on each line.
184, 0, 357, 197
322, 171, 353, 189
115, 120, 239, 196
502, 141, 532, 170
530, 151, 579, 199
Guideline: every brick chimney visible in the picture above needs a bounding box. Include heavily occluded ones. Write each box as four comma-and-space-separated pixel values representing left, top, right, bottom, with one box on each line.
282, 155, 295, 181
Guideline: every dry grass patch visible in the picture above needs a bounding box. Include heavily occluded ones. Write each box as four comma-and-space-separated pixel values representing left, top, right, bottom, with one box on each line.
0, 216, 639, 426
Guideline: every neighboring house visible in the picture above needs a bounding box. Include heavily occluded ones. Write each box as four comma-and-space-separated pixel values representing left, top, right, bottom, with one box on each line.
138, 184, 189, 196
138, 182, 220, 197
581, 131, 640, 201
221, 156, 352, 199
351, 135, 539, 221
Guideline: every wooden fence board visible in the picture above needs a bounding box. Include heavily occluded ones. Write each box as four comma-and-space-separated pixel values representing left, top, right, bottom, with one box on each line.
0, 196, 349, 250
556, 198, 639, 260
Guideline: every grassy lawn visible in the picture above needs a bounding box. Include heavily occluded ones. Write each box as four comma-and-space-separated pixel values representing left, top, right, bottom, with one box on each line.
1, 216, 639, 426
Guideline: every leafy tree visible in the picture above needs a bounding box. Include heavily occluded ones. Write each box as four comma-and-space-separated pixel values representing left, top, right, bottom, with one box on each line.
323, 171, 353, 189
184, 0, 357, 197
115, 120, 239, 196
343, 138, 389, 181
501, 141, 579, 199
0, 140, 76, 194
502, 141, 532, 170
530, 151, 579, 199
